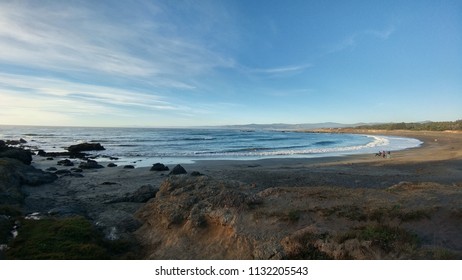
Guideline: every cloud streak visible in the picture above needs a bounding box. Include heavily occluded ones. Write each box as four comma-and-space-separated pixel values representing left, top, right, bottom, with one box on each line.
327, 25, 396, 54
0, 1, 235, 88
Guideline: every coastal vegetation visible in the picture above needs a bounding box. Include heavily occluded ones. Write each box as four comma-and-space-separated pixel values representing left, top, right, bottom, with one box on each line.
354, 120, 462, 131
5, 216, 139, 260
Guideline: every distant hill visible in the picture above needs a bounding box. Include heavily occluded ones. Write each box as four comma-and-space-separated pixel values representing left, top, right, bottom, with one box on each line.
210, 120, 462, 131
353, 120, 462, 131
219, 122, 357, 130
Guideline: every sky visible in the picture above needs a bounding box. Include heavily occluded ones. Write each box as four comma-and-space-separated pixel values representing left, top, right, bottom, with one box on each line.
0, 0, 461, 127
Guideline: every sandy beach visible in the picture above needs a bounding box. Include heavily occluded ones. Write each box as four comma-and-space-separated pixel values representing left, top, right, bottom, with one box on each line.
8, 129, 462, 259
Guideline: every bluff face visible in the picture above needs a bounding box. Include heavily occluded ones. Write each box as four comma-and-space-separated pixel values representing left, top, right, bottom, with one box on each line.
136, 176, 462, 259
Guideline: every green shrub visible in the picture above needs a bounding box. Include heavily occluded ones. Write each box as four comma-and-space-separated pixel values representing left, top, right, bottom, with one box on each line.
6, 217, 110, 259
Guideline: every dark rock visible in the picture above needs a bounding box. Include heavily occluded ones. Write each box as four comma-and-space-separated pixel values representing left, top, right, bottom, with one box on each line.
5, 140, 21, 145
63, 173, 84, 178
1, 158, 57, 205
20, 168, 57, 186
46, 157, 54, 160
169, 164, 187, 175
19, 138, 27, 144
67, 142, 105, 153
55, 169, 72, 176
106, 184, 158, 204
101, 182, 117, 185
0, 159, 24, 205
107, 163, 117, 167
37, 150, 47, 156
109, 157, 119, 160
190, 171, 203, 177
0, 140, 5, 149
150, 163, 169, 171
57, 159, 74, 166
46, 167, 58, 172
123, 165, 135, 169
0, 147, 33, 165
70, 168, 83, 173
79, 160, 104, 169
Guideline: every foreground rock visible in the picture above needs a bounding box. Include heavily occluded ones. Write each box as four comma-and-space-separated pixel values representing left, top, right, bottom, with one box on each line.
136, 176, 462, 259
0, 158, 57, 205
0, 144, 32, 165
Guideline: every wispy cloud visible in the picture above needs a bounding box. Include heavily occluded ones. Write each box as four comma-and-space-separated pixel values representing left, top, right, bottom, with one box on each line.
0, 1, 235, 88
0, 73, 181, 112
0, 1, 242, 126
327, 25, 396, 54
243, 63, 313, 78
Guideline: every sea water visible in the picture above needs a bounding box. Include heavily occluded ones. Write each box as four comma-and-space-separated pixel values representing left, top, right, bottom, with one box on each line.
0, 126, 422, 166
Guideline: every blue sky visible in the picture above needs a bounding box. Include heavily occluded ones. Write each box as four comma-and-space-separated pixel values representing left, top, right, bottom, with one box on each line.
0, 0, 461, 127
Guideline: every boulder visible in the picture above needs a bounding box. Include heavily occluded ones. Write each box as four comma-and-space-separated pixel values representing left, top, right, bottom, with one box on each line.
55, 169, 72, 176
57, 159, 74, 166
0, 158, 57, 205
169, 164, 187, 175
107, 163, 117, 167
0, 147, 33, 165
150, 163, 169, 171
79, 160, 104, 169
67, 143, 105, 153
123, 165, 135, 169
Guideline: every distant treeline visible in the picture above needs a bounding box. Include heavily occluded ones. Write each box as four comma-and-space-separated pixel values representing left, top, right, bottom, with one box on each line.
354, 120, 462, 131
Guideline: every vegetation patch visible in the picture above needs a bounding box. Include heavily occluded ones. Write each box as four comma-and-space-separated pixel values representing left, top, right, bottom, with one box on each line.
287, 210, 301, 222
283, 232, 332, 260
0, 205, 21, 245
337, 224, 420, 253
5, 215, 141, 260
6, 216, 111, 259
355, 120, 462, 131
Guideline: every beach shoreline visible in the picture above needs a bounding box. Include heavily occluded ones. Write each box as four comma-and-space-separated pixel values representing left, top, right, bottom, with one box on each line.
3, 129, 462, 259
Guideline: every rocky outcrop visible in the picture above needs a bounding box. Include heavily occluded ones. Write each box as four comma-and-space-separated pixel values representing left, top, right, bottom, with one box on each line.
135, 176, 462, 260
0, 145, 32, 165
135, 176, 273, 259
0, 158, 57, 205
67, 143, 105, 153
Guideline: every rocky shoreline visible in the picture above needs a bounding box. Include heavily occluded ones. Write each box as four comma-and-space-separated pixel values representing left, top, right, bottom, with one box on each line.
1, 130, 462, 259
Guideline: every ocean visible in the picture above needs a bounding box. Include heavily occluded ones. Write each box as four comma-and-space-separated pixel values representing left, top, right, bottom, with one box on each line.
0, 126, 422, 166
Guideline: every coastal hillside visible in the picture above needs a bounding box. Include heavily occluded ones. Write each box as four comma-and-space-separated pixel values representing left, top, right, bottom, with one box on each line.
136, 176, 462, 259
